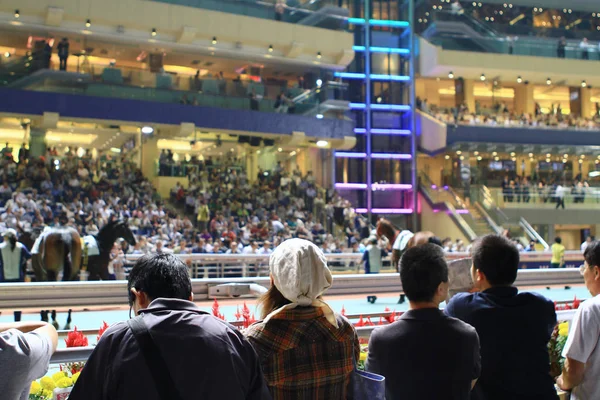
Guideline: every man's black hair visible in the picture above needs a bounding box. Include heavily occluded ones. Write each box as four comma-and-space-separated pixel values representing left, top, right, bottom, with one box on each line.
400, 243, 448, 303
471, 234, 519, 286
555, 237, 562, 244
584, 241, 600, 270
127, 253, 192, 306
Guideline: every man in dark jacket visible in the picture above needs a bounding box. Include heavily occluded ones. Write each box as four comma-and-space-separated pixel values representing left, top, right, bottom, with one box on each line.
70, 253, 271, 400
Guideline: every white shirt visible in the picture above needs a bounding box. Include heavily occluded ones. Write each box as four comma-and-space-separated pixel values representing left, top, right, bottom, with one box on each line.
581, 242, 589, 252
562, 295, 600, 400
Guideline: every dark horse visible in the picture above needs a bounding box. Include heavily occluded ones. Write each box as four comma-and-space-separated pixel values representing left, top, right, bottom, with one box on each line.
27, 220, 136, 281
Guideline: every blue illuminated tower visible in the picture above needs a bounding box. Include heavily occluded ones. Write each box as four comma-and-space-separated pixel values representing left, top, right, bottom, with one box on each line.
333, 0, 416, 229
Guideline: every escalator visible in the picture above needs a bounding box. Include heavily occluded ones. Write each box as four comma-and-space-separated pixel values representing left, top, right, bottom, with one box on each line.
421, 10, 506, 53
288, 0, 349, 30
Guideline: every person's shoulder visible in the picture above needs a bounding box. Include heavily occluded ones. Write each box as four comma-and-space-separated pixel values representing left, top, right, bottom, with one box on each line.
517, 290, 555, 308
446, 292, 478, 311
442, 314, 479, 337
579, 295, 600, 314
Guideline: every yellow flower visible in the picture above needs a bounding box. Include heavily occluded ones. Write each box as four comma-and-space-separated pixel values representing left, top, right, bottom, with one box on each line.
40, 376, 56, 391
56, 377, 74, 388
72, 371, 81, 383
30, 381, 42, 394
42, 388, 53, 398
360, 351, 368, 362
52, 371, 68, 382
559, 321, 569, 337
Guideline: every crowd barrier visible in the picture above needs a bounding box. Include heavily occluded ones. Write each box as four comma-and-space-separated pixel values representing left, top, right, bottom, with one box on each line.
49, 308, 578, 364
119, 250, 584, 279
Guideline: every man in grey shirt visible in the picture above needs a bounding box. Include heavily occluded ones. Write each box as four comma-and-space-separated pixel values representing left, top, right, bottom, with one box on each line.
70, 253, 271, 400
0, 321, 58, 400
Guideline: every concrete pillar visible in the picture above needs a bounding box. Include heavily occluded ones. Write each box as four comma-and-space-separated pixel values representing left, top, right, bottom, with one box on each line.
455, 78, 475, 113
570, 87, 592, 118
514, 84, 534, 115
141, 137, 159, 179
246, 151, 258, 183
28, 127, 46, 158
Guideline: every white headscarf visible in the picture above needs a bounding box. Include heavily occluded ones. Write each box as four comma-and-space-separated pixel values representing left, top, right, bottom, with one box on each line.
263, 238, 338, 328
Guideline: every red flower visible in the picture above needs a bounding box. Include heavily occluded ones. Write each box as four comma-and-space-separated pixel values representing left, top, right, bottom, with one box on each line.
573, 296, 581, 309
341, 305, 346, 316
97, 321, 109, 342
356, 315, 365, 327
65, 327, 89, 348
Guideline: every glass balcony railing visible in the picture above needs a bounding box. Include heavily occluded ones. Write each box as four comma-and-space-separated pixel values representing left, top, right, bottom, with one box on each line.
149, 0, 351, 31
426, 33, 600, 61
0, 65, 349, 120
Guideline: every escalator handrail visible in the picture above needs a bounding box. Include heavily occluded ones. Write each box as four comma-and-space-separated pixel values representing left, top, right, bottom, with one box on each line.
474, 202, 503, 235
519, 217, 549, 250
480, 185, 509, 222
419, 183, 477, 241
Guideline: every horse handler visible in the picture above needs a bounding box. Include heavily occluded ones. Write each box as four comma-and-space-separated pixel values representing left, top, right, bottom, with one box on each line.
0, 229, 31, 282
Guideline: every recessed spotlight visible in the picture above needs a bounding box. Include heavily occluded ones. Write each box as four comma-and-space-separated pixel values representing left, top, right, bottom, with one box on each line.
492, 151, 498, 156
317, 52, 322, 59
212, 37, 217, 45
510, 152, 515, 156
517, 76, 522, 83
445, 155, 450, 160
546, 77, 552, 85
316, 114, 324, 119
14, 10, 19, 19
528, 153, 533, 157
316, 79, 323, 87
316, 140, 328, 147
456, 150, 462, 155
477, 156, 482, 161
3, 52, 10, 58
268, 45, 273, 53
141, 126, 154, 134
460, 156, 465, 160
86, 19, 91, 28
151, 28, 157, 37
480, 74, 486, 81
278, 148, 282, 152
474, 151, 479, 155
448, 71, 454, 79
582, 80, 587, 88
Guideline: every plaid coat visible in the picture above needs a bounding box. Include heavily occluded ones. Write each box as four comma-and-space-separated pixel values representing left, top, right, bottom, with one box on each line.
246, 307, 360, 400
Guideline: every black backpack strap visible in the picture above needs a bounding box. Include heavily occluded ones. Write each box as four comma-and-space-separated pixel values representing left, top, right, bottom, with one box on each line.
127, 316, 184, 400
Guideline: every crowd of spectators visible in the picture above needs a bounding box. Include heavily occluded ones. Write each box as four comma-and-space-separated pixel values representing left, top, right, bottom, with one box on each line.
420, 99, 600, 131
170, 158, 372, 258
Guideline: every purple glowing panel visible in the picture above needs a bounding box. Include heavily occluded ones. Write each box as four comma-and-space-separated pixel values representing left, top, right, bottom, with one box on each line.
431, 185, 437, 189
371, 104, 411, 112
349, 103, 367, 110
371, 128, 411, 135
455, 209, 470, 214
354, 208, 368, 213
335, 183, 367, 189
372, 184, 413, 190
443, 186, 449, 190
354, 128, 367, 134
371, 208, 413, 214
335, 152, 367, 158
371, 153, 413, 160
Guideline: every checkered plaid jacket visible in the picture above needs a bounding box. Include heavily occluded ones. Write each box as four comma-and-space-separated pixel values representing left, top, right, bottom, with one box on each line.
246, 307, 360, 399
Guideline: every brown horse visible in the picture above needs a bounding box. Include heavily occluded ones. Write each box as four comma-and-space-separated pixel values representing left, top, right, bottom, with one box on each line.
31, 228, 82, 281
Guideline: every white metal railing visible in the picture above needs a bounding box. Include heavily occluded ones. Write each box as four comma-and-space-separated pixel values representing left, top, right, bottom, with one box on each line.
2, 259, 585, 309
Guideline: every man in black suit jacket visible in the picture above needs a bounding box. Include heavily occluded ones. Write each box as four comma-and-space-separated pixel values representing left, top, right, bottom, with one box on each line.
366, 244, 481, 400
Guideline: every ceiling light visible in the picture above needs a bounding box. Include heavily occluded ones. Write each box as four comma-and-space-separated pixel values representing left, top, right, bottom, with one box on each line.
316, 79, 323, 87
317, 52, 322, 59
278, 148, 282, 152
546, 158, 551, 162
528, 153, 533, 157
212, 37, 217, 45
517, 76, 522, 83
316, 140, 328, 147
316, 114, 324, 119
474, 151, 479, 155
546, 153, 551, 157
86, 19, 91, 28
480, 74, 486, 81
141, 126, 154, 134
509, 152, 515, 156
448, 71, 454, 79
3, 52, 10, 58
579, 159, 583, 164
494, 157, 499, 161
477, 156, 482, 161
290, 151, 297, 156
564, 153, 569, 158
14, 10, 19, 19
563, 159, 567, 163
151, 28, 157, 37
581, 155, 586, 158
546, 77, 552, 85
460, 156, 465, 160
582, 80, 587, 88
268, 45, 273, 53
456, 150, 462, 155
492, 151, 497, 156
445, 155, 450, 160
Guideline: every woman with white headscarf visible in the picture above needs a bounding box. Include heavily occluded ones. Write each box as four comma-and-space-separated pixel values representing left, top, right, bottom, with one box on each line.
245, 238, 359, 399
